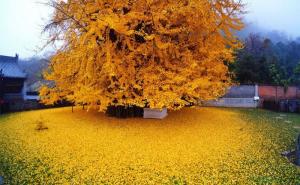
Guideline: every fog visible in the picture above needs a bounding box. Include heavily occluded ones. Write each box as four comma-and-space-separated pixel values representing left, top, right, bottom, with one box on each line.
0, 0, 51, 58
245, 0, 300, 37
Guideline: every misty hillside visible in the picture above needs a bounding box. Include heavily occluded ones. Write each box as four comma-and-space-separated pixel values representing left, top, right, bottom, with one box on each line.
19, 58, 49, 86
238, 21, 300, 44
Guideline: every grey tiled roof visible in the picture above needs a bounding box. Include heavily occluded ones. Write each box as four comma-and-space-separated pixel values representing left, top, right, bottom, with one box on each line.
0, 55, 27, 78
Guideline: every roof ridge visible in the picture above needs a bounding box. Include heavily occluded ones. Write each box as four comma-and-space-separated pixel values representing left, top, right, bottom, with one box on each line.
0, 54, 19, 62
0, 55, 26, 78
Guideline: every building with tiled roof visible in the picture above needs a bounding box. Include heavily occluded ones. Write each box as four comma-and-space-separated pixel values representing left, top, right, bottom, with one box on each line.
0, 54, 27, 112
0, 54, 26, 78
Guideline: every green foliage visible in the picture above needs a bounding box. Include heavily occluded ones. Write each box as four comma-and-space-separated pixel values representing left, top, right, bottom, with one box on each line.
268, 63, 292, 88
292, 61, 300, 85
169, 176, 187, 185
232, 34, 300, 86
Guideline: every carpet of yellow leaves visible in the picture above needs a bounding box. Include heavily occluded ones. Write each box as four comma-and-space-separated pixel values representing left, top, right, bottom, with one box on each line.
0, 107, 299, 184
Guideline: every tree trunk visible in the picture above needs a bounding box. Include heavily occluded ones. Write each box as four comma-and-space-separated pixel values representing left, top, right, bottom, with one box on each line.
296, 134, 300, 166
106, 106, 143, 118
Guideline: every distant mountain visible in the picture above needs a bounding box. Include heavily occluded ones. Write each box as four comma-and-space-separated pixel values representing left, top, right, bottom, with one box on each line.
19, 57, 49, 86
238, 21, 293, 44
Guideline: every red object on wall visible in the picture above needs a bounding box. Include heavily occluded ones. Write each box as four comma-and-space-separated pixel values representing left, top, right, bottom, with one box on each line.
258, 86, 300, 100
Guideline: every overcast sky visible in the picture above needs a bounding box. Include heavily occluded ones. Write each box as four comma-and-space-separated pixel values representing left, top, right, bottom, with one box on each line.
0, 0, 52, 58
245, 0, 300, 37
0, 0, 300, 58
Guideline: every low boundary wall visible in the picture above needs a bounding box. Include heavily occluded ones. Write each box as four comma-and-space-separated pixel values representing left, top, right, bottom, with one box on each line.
203, 98, 259, 108
202, 85, 259, 108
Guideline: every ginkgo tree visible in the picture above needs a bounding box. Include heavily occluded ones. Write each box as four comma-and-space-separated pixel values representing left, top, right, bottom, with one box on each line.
40, 0, 244, 111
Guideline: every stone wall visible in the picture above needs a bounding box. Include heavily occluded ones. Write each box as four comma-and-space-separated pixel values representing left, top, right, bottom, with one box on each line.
203, 85, 259, 108
224, 85, 256, 98
203, 98, 259, 108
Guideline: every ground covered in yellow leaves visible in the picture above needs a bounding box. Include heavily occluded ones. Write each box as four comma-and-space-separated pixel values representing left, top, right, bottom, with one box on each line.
0, 107, 299, 184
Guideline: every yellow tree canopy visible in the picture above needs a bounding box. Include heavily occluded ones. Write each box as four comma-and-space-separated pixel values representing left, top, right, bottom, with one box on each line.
40, 0, 244, 111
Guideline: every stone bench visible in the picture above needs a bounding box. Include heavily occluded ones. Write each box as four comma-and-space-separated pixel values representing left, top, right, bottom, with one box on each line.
143, 108, 168, 119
